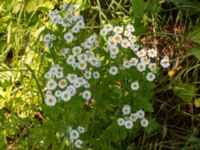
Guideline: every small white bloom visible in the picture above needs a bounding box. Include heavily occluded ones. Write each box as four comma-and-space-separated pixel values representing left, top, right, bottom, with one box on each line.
72, 46, 82, 55
84, 71, 92, 80
113, 34, 122, 43
77, 62, 87, 70
45, 95, 56, 106
70, 130, 80, 141
160, 56, 170, 68
82, 90, 92, 100
109, 45, 119, 55
126, 24, 135, 32
60, 48, 69, 56
131, 81, 139, 90
77, 126, 85, 133
55, 90, 62, 97
104, 24, 113, 32
75, 139, 83, 149
109, 66, 118, 75
113, 26, 123, 34
124, 30, 132, 37
64, 32, 74, 43
93, 71, 100, 79
61, 90, 72, 102
107, 37, 117, 47
148, 63, 156, 73
110, 54, 117, 59
121, 39, 130, 48
100, 28, 108, 36
55, 71, 64, 79
146, 72, 156, 82
117, 118, 125, 126
141, 118, 149, 127
67, 85, 77, 96
44, 72, 52, 79
58, 79, 67, 89
136, 49, 147, 58
123, 60, 131, 69
122, 104, 131, 115
46, 79, 57, 90
136, 63, 146, 72
129, 58, 138, 66
124, 120, 133, 129
66, 55, 76, 66
137, 110, 145, 119
128, 35, 137, 43
148, 48, 157, 58
78, 54, 88, 63
67, 73, 77, 83
140, 56, 150, 65
130, 44, 140, 51
130, 113, 138, 122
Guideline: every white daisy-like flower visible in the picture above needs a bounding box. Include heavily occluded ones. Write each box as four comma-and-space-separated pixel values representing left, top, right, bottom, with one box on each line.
46, 79, 57, 90
130, 44, 140, 51
128, 35, 137, 43
82, 90, 92, 100
60, 48, 69, 56
146, 72, 156, 82
84, 82, 90, 89
70, 129, 80, 141
130, 113, 138, 122
104, 24, 113, 32
67, 73, 77, 83
45, 95, 56, 106
84, 71, 92, 80
160, 56, 170, 68
78, 54, 88, 63
58, 79, 67, 89
75, 139, 83, 149
44, 72, 52, 79
64, 32, 74, 43
71, 25, 80, 33
122, 104, 131, 115
148, 63, 156, 73
117, 118, 125, 126
141, 56, 150, 65
113, 26, 123, 34
109, 66, 118, 75
93, 71, 100, 79
113, 34, 122, 43
77, 126, 85, 133
45, 90, 52, 96
88, 57, 99, 67
123, 60, 131, 69
124, 30, 132, 37
55, 71, 64, 79
55, 90, 62, 97
131, 81, 139, 90
61, 90, 72, 102
66, 55, 76, 66
72, 46, 82, 55
76, 19, 85, 29
148, 48, 157, 58
107, 37, 117, 47
129, 58, 138, 66
124, 120, 133, 129
109, 46, 119, 55
136, 63, 146, 72
61, 16, 71, 27
77, 62, 87, 70
136, 49, 147, 58
110, 54, 117, 59
100, 28, 108, 36
121, 39, 130, 48
126, 24, 135, 32
67, 85, 77, 96
136, 110, 145, 119
141, 118, 149, 127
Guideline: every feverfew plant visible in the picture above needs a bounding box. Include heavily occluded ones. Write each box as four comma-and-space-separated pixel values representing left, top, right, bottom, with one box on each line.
38, 3, 170, 149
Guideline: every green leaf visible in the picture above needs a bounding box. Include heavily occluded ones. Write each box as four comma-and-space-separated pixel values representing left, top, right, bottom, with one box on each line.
173, 83, 197, 102
187, 28, 200, 44
132, 0, 145, 19
145, 1, 161, 13
188, 45, 200, 59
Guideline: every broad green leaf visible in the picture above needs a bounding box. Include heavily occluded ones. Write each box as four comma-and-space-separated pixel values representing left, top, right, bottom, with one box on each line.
173, 83, 197, 102
132, 0, 145, 19
187, 28, 200, 44
145, 1, 161, 13
188, 45, 200, 59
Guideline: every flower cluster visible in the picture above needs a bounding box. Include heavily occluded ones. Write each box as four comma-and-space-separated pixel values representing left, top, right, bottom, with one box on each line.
65, 126, 85, 149
117, 104, 149, 129
100, 24, 158, 93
